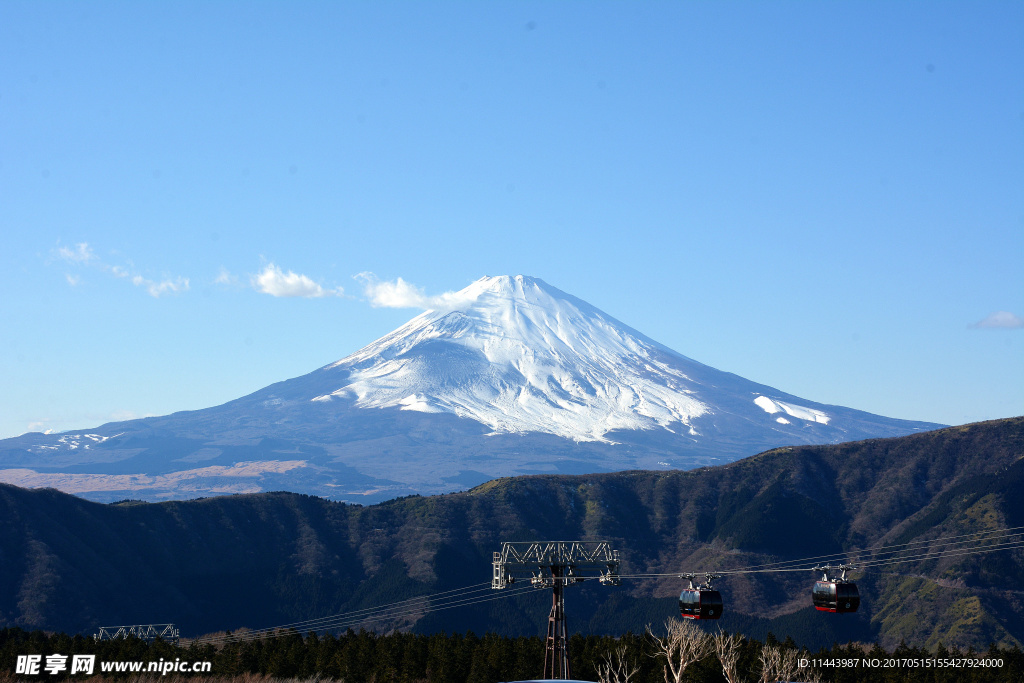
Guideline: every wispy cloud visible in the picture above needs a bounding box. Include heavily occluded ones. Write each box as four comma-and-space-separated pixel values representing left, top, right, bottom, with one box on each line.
27, 421, 54, 434
107, 261, 188, 297
57, 242, 96, 263
252, 263, 343, 298
214, 267, 238, 286
970, 311, 1024, 330
355, 272, 467, 310
131, 275, 190, 297
52, 241, 189, 298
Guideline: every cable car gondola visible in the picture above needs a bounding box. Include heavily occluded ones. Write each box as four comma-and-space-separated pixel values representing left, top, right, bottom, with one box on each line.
678, 573, 723, 620
812, 564, 859, 613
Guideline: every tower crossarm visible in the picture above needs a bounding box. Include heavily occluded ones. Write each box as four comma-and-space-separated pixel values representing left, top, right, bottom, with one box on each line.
492, 541, 620, 589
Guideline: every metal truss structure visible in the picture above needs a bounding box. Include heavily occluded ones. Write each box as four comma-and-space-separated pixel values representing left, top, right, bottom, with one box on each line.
492, 541, 620, 680
95, 624, 180, 643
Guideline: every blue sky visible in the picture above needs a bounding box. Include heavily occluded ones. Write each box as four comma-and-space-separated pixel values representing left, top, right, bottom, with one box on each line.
2, 1, 1021, 439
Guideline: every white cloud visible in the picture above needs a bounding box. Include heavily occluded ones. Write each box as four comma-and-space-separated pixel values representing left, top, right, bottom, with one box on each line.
252, 263, 343, 298
355, 272, 467, 310
51, 241, 190, 297
57, 242, 95, 263
214, 267, 238, 285
131, 275, 190, 297
970, 311, 1024, 329
356, 273, 429, 308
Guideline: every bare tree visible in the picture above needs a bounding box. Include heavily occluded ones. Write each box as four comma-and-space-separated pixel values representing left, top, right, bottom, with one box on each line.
596, 644, 639, 683
762, 644, 820, 683
759, 644, 782, 683
713, 630, 745, 683
759, 642, 822, 683
777, 648, 800, 683
646, 618, 713, 683
793, 655, 821, 683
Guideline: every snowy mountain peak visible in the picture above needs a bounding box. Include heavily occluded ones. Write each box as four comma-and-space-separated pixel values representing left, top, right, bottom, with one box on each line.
418, 274, 603, 320
468, 273, 543, 296
321, 275, 708, 441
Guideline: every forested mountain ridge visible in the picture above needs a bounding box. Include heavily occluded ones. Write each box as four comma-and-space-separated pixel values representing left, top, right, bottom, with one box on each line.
1, 417, 1021, 651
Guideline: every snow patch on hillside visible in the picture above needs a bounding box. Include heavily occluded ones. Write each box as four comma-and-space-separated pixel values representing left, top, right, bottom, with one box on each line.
755, 396, 830, 424
30, 433, 123, 453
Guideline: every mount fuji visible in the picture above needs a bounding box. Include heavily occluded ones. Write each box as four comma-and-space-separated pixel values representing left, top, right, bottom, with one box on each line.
0, 275, 942, 503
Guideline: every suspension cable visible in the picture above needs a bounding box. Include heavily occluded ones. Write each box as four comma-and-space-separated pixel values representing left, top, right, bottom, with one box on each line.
188, 581, 494, 644
191, 583, 541, 645
615, 527, 1024, 578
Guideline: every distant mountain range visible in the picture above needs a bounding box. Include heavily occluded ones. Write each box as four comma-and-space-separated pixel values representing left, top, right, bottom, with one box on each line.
0, 275, 942, 503
2, 417, 1021, 651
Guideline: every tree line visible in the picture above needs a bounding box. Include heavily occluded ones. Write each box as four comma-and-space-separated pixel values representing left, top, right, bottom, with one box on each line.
1, 623, 1021, 683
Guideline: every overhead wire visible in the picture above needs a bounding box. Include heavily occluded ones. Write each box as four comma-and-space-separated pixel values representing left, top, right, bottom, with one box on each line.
726, 525, 1024, 575
617, 525, 1024, 578
855, 537, 1024, 571
190, 586, 505, 645
727, 530, 1024, 576
260, 584, 539, 639
188, 581, 493, 644
190, 582, 542, 646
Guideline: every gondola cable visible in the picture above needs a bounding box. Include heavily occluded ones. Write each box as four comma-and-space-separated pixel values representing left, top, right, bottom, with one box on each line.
191, 586, 531, 645
190, 583, 541, 646
188, 581, 496, 644
614, 526, 1024, 578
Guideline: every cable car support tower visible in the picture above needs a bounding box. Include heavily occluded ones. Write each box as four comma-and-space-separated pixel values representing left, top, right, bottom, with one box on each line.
492, 541, 620, 680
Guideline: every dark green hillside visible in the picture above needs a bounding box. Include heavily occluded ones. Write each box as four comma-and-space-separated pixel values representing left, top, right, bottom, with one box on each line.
1, 417, 1021, 651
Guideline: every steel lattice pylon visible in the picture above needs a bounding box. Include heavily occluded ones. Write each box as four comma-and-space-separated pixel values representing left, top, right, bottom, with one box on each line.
492, 541, 620, 680
94, 624, 179, 643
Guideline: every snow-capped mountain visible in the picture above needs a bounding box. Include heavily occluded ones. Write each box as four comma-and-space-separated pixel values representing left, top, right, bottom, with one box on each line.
319, 275, 710, 441
0, 275, 943, 503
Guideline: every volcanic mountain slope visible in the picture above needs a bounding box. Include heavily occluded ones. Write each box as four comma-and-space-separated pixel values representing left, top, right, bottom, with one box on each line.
0, 275, 942, 503
1, 417, 1021, 650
